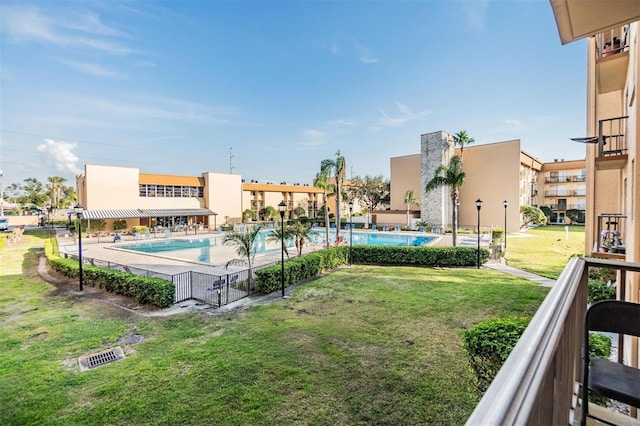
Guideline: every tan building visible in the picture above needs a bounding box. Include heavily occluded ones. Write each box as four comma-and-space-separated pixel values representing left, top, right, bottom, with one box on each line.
539, 159, 587, 224
76, 164, 323, 230
388, 137, 545, 233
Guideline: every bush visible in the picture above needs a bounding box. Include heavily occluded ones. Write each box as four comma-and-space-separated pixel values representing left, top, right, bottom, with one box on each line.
45, 239, 174, 308
113, 220, 128, 231
588, 280, 616, 304
462, 316, 531, 393
491, 228, 504, 245
132, 225, 149, 234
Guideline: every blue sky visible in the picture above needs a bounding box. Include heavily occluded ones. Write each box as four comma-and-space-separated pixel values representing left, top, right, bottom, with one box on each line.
0, 0, 587, 189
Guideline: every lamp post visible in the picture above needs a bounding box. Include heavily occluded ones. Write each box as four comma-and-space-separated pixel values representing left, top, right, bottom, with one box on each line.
0, 169, 3, 216
503, 200, 508, 251
348, 201, 354, 265
278, 200, 287, 298
46, 202, 53, 238
476, 199, 482, 269
74, 203, 84, 291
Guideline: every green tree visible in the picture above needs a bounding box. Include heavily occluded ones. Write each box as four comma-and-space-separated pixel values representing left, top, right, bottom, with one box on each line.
403, 189, 420, 229
425, 155, 466, 246
346, 175, 390, 227
520, 205, 547, 228
566, 209, 585, 224
263, 206, 278, 221
293, 206, 305, 219
321, 150, 346, 239
453, 130, 475, 162
266, 225, 292, 258
223, 225, 263, 285
46, 176, 67, 210
314, 170, 334, 248
288, 220, 312, 257
242, 209, 256, 222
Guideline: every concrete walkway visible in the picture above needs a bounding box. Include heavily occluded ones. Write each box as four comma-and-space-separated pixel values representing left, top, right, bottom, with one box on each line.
484, 259, 556, 287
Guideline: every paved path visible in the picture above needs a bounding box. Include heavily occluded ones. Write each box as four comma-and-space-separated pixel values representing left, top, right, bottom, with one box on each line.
484, 259, 556, 287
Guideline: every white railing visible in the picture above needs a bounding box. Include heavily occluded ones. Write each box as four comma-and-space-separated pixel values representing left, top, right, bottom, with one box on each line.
466, 257, 640, 425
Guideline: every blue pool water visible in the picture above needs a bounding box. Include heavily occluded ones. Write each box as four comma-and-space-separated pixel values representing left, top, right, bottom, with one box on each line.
117, 230, 435, 263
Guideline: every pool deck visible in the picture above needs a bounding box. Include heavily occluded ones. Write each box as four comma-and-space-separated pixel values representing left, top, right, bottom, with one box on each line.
55, 228, 451, 277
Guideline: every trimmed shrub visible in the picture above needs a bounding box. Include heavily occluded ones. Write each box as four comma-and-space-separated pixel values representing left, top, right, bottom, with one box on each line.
352, 246, 489, 267
462, 316, 531, 393
45, 239, 174, 308
587, 280, 616, 304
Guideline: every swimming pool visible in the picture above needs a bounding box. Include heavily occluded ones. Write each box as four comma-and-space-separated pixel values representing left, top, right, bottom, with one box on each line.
117, 229, 436, 263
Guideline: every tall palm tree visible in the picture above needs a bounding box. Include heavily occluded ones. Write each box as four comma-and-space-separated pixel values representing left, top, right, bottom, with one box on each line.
266, 226, 292, 259
314, 170, 334, 247
288, 220, 312, 257
222, 225, 263, 285
47, 176, 67, 210
321, 150, 346, 240
425, 156, 466, 246
403, 189, 420, 229
453, 130, 475, 162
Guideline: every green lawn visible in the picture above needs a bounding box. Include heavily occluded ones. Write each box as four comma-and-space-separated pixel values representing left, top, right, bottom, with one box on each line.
1, 233, 549, 425
504, 225, 585, 279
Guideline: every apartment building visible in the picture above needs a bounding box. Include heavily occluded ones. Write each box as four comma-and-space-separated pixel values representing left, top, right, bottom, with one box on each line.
76, 164, 323, 229
539, 159, 587, 224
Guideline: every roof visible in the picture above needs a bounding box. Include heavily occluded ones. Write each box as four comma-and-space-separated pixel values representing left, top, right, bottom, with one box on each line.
81, 208, 216, 219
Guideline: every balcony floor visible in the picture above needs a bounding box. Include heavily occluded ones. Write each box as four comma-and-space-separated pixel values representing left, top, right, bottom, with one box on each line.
574, 401, 640, 426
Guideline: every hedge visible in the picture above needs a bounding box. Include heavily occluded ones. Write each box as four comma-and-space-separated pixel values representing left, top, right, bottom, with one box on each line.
44, 240, 174, 308
255, 245, 490, 294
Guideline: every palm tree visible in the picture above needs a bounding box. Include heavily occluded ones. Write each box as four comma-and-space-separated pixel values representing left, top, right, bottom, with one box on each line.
222, 225, 263, 285
266, 226, 292, 259
242, 209, 256, 222
314, 170, 334, 247
453, 130, 475, 162
321, 150, 346, 240
403, 189, 420, 229
263, 205, 278, 221
288, 221, 312, 257
425, 155, 466, 246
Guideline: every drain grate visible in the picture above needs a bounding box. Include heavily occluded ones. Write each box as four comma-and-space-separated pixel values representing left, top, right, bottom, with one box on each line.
78, 346, 125, 371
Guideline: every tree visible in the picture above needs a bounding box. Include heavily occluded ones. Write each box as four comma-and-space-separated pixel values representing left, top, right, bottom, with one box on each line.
263, 206, 278, 221
346, 175, 390, 227
520, 206, 547, 228
540, 206, 553, 220
242, 209, 256, 222
453, 130, 475, 162
425, 155, 466, 246
321, 150, 346, 239
223, 225, 263, 285
288, 220, 312, 256
47, 176, 67, 210
566, 209, 585, 224
314, 170, 334, 248
293, 206, 305, 219
403, 189, 420, 229
266, 225, 292, 258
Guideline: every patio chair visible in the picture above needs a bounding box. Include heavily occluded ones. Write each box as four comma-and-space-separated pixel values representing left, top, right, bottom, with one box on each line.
164, 229, 171, 238
581, 300, 640, 426
419, 226, 425, 232
134, 232, 142, 240
144, 231, 151, 239
229, 274, 239, 286
371, 224, 377, 231
383, 225, 389, 232
330, 223, 336, 229
393, 225, 400, 232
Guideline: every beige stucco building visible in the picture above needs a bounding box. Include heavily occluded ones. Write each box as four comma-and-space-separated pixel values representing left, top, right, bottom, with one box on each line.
539, 159, 587, 224
76, 164, 323, 230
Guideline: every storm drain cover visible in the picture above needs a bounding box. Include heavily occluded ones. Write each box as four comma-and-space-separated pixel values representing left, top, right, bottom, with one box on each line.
78, 346, 125, 371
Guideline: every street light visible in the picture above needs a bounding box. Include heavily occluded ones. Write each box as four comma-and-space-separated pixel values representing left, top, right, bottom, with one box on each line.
278, 200, 287, 298
476, 199, 483, 269
0, 169, 4, 217
74, 203, 84, 291
348, 201, 354, 265
503, 200, 508, 252
46, 202, 53, 239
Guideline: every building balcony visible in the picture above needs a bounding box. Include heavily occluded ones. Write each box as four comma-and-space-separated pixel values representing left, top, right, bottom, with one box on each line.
543, 204, 584, 211
594, 213, 627, 259
572, 116, 628, 170
544, 190, 584, 197
545, 175, 585, 183
467, 257, 640, 425
595, 25, 630, 93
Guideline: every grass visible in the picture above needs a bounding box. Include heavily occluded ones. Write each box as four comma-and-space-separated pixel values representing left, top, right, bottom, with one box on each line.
1, 232, 549, 425
504, 225, 585, 279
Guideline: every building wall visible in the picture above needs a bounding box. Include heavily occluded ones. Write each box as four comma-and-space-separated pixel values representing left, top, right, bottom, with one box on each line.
390, 154, 421, 211
205, 173, 242, 224
539, 159, 587, 224
458, 140, 523, 232
81, 164, 140, 209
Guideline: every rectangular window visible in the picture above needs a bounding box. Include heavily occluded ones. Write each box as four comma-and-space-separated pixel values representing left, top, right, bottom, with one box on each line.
139, 185, 147, 197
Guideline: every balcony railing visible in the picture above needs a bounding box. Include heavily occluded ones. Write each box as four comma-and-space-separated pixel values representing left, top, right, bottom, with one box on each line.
598, 116, 628, 157
595, 213, 627, 257
543, 204, 584, 211
595, 24, 629, 59
467, 257, 640, 425
544, 190, 585, 197
545, 175, 586, 183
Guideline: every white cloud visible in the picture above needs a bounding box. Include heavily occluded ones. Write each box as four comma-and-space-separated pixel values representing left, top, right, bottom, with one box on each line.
352, 39, 379, 64
299, 129, 328, 148
36, 139, 81, 174
58, 59, 128, 79
461, 0, 489, 29
378, 101, 430, 127
0, 4, 134, 55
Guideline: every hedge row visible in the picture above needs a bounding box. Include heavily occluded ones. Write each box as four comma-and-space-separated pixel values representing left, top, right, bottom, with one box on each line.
255, 247, 349, 293
352, 245, 490, 267
44, 240, 175, 308
255, 245, 489, 294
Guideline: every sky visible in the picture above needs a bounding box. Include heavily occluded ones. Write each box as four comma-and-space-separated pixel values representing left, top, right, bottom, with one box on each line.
0, 0, 588, 190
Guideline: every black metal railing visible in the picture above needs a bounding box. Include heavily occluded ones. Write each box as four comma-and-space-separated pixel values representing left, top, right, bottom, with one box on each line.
598, 116, 628, 157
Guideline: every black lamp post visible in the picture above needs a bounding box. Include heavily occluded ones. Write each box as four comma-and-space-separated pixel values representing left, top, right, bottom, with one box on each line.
46, 202, 53, 238
74, 203, 84, 291
503, 200, 508, 251
348, 201, 354, 265
476, 199, 482, 269
278, 200, 287, 298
